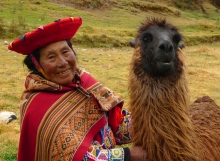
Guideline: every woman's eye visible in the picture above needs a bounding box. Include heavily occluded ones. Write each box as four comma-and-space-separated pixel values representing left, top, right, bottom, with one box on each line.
48, 55, 55, 59
63, 50, 70, 55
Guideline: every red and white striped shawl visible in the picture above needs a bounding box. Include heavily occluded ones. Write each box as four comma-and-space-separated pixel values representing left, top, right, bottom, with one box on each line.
17, 68, 123, 161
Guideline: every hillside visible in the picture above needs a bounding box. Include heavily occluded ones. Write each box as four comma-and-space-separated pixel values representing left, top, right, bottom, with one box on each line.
0, 0, 220, 47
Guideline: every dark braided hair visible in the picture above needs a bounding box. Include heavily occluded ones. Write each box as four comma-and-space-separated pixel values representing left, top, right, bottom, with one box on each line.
23, 39, 76, 77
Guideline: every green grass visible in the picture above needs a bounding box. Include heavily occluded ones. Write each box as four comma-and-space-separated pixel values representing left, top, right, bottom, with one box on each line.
0, 0, 220, 160
1, 0, 220, 45
1, 140, 17, 161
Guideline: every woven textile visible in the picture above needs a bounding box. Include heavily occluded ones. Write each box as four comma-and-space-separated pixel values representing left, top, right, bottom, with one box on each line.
18, 67, 124, 161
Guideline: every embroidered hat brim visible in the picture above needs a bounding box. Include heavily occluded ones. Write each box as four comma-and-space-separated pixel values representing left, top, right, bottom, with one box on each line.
8, 17, 82, 55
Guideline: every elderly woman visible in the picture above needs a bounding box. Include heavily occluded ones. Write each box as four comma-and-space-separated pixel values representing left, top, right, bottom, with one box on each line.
8, 17, 147, 161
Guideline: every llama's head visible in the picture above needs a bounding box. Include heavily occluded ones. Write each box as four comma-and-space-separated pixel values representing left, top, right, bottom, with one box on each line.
131, 18, 184, 80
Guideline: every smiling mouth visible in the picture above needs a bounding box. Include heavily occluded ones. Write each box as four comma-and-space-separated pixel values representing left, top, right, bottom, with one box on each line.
57, 69, 70, 75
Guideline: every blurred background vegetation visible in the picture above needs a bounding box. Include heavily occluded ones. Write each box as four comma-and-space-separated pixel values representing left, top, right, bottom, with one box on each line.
0, 0, 220, 47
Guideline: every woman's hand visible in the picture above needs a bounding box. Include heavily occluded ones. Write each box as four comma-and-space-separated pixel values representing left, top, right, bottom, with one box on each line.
129, 146, 148, 161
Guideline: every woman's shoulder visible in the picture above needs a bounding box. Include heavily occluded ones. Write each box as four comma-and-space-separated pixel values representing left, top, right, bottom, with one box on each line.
77, 67, 98, 89
76, 66, 90, 76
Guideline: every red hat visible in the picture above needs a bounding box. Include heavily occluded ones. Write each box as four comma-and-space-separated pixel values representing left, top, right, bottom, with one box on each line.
8, 17, 82, 55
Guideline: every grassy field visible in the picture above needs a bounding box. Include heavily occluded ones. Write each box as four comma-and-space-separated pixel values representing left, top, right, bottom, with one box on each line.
0, 0, 220, 160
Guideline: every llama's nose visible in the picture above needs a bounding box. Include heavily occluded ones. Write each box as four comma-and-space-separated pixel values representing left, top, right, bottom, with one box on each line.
158, 40, 173, 53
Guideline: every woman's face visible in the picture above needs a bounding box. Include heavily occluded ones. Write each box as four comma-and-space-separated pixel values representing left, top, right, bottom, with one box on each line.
39, 40, 77, 85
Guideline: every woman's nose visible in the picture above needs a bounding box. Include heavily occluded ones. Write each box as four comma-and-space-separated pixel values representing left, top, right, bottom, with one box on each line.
57, 56, 68, 66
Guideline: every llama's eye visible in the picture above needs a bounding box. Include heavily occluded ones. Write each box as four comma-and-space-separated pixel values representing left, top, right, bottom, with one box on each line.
143, 34, 152, 43
173, 34, 182, 44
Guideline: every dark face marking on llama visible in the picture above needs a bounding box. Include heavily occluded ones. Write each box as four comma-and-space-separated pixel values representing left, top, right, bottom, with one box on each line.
134, 18, 183, 78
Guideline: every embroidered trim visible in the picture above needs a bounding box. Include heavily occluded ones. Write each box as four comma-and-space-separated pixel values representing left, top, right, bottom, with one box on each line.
86, 142, 124, 161
88, 83, 124, 111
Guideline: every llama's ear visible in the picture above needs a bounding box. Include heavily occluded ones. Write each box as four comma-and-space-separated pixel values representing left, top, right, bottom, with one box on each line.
178, 42, 185, 49
128, 40, 136, 48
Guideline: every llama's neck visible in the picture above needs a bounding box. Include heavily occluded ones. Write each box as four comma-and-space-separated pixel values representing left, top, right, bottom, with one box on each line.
129, 50, 198, 161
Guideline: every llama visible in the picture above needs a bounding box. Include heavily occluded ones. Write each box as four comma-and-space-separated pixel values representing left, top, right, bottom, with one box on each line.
128, 18, 220, 161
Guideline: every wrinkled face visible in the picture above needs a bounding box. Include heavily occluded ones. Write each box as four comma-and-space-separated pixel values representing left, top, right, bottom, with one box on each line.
39, 40, 76, 85
136, 24, 182, 77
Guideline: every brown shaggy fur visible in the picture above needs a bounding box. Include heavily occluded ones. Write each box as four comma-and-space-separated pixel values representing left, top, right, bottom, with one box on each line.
128, 18, 220, 161
190, 96, 220, 161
